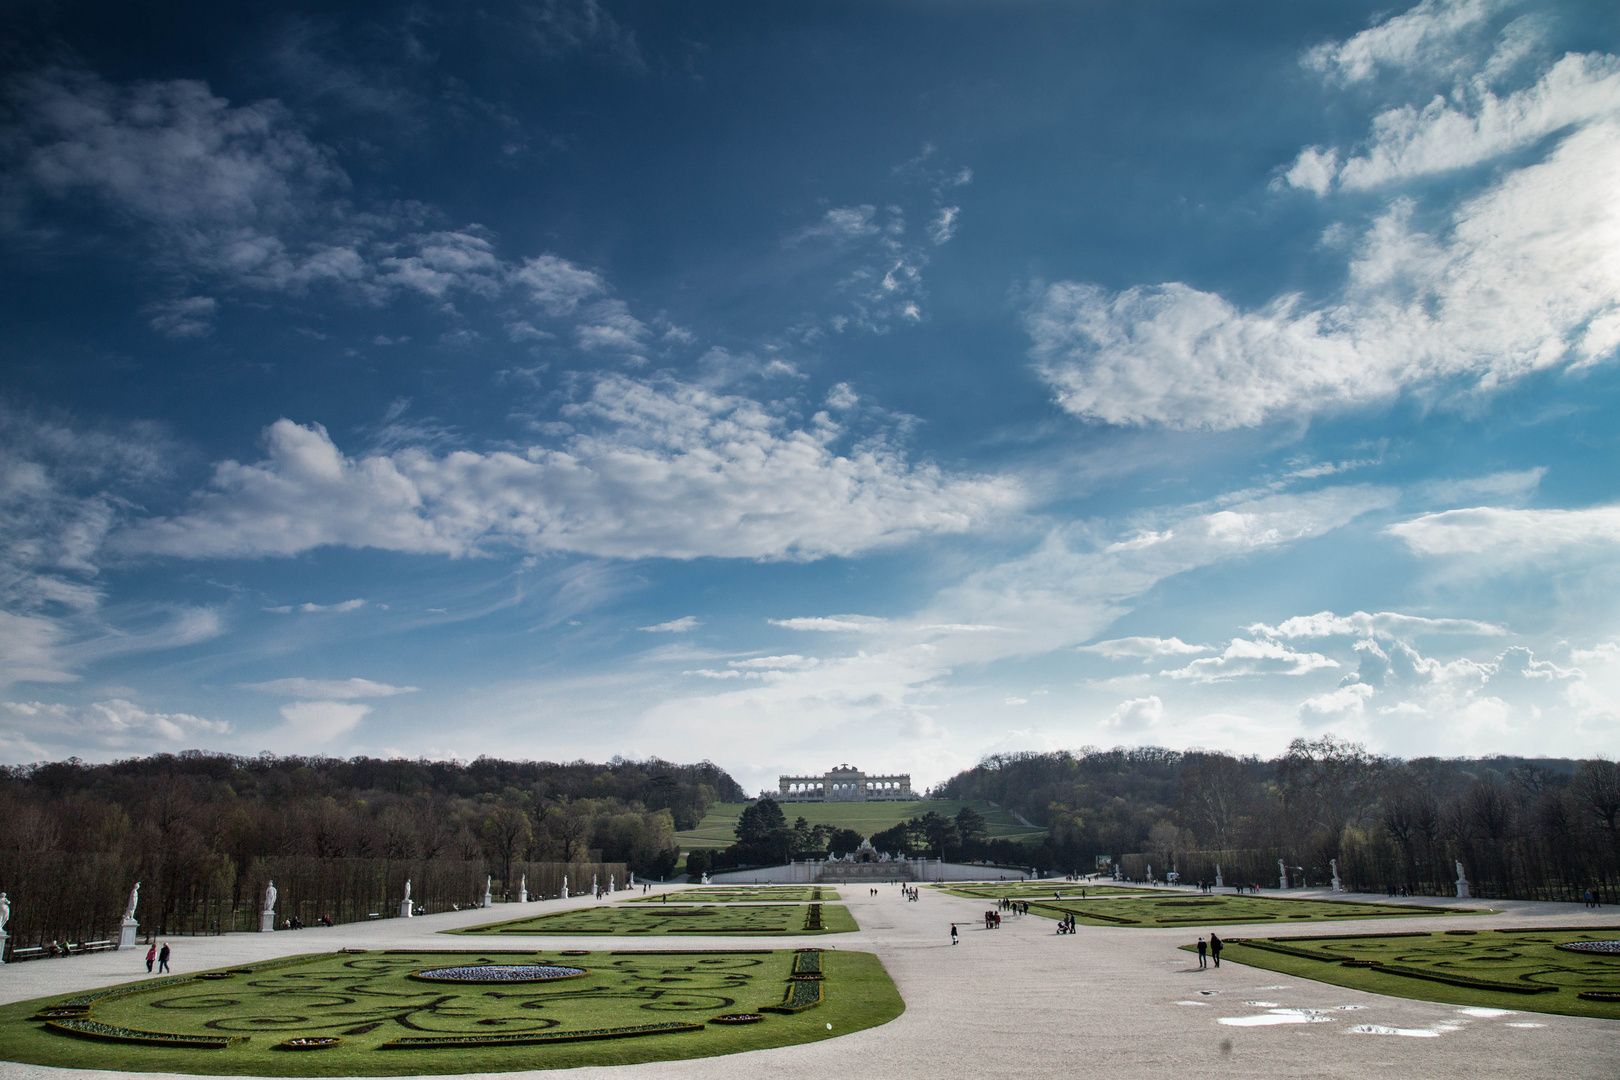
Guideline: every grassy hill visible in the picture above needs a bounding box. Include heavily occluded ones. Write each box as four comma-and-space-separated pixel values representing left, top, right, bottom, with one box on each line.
676, 799, 1046, 851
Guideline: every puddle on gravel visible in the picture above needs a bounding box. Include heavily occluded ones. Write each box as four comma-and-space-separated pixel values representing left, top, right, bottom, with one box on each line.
1175, 1000, 1211, 1006
1219, 1009, 1332, 1027
1242, 1000, 1280, 1007
1456, 1007, 1513, 1018
1349, 1024, 1444, 1038
1331, 1005, 1366, 1010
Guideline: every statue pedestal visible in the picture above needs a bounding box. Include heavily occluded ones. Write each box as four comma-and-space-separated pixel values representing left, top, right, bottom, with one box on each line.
0, 929, 8, 964
259, 911, 275, 932
399, 900, 413, 918
518, 889, 527, 903
483, 892, 492, 908
1456, 880, 1470, 899
118, 919, 139, 950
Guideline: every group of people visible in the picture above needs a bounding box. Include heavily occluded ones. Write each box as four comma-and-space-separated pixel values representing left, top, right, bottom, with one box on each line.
901, 886, 920, 902
983, 909, 1002, 929
1055, 912, 1078, 934
1583, 889, 1604, 908
998, 897, 1029, 914
1194, 933, 1224, 969
143, 942, 172, 973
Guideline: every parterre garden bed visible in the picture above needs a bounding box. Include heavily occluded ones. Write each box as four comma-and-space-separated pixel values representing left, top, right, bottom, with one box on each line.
447, 903, 856, 935
1027, 894, 1480, 928
1206, 927, 1620, 1020
935, 884, 1158, 900
629, 887, 838, 903
0, 948, 902, 1075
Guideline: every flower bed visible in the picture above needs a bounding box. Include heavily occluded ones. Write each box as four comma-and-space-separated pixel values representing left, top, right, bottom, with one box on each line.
278, 1037, 343, 1051
379, 1021, 703, 1048
762, 977, 823, 1013
409, 964, 587, 983
1556, 940, 1620, 955
46, 1018, 246, 1049
710, 1013, 764, 1025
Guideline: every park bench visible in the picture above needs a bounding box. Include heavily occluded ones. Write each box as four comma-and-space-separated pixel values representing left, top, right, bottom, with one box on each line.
79, 940, 116, 953
8, 946, 46, 961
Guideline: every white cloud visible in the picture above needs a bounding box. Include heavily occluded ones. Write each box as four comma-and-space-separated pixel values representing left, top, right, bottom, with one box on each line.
768, 615, 889, 632
0, 698, 229, 759
729, 655, 818, 671
145, 296, 218, 338
574, 299, 649, 352
791, 205, 881, 244
1105, 695, 1164, 730
1163, 638, 1339, 682
243, 677, 417, 699
378, 230, 503, 299
1079, 636, 1209, 662
277, 699, 368, 743
1387, 505, 1620, 557
1029, 120, 1620, 428
640, 616, 699, 633
1249, 609, 1505, 640
1416, 468, 1544, 506
265, 598, 365, 614
509, 253, 605, 314
928, 206, 960, 245
1287, 52, 1620, 194
1302, 0, 1506, 86
115, 377, 1021, 562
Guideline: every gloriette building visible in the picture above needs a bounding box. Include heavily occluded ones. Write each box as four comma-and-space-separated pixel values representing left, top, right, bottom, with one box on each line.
777, 763, 917, 802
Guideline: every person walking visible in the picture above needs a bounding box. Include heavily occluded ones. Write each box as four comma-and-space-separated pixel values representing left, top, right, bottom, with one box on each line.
1196, 937, 1208, 970
1209, 932, 1223, 968
950, 923, 959, 945
145, 943, 156, 973
157, 942, 171, 973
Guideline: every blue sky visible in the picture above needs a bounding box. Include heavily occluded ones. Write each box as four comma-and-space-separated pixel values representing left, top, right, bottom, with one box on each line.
3, 0, 1620, 793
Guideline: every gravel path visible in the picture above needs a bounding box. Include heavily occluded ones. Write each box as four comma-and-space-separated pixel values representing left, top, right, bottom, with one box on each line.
2, 883, 1615, 1079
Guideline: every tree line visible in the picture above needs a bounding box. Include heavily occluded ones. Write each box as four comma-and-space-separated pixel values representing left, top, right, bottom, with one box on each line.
0, 751, 743, 950
934, 736, 1620, 900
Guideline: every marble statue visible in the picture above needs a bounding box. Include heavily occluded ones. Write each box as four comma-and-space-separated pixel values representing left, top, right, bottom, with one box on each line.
562, 876, 569, 899
0, 891, 10, 932
260, 880, 278, 932
1214, 864, 1224, 889
124, 882, 141, 921
519, 874, 528, 903
400, 878, 414, 918
1146, 864, 1152, 884
403, 878, 412, 902
609, 874, 615, 893
1455, 860, 1470, 900
483, 875, 493, 907
1278, 859, 1289, 890
1330, 858, 1342, 892
700, 872, 710, 885
592, 873, 598, 896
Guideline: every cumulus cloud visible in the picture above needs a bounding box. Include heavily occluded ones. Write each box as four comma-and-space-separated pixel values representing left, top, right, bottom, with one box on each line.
1387, 505, 1620, 557
1079, 636, 1209, 661
0, 698, 229, 759
510, 253, 605, 314
277, 700, 368, 743
1105, 695, 1164, 730
1163, 638, 1339, 682
1249, 610, 1505, 640
791, 205, 882, 244
1028, 122, 1620, 428
113, 376, 1022, 562
145, 296, 218, 338
640, 616, 699, 633
242, 677, 417, 699
1031, 2, 1620, 430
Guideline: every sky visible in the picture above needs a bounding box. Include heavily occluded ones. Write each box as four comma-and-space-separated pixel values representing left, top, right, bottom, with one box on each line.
2, 0, 1619, 794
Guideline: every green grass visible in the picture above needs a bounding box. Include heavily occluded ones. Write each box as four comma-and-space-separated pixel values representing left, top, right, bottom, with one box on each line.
445, 904, 858, 936
1203, 927, 1620, 1021
1023, 893, 1482, 928
677, 799, 1046, 850
629, 887, 840, 903
0, 948, 903, 1075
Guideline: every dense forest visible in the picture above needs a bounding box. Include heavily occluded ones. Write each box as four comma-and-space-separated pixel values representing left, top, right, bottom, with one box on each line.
934, 737, 1620, 901
0, 752, 743, 951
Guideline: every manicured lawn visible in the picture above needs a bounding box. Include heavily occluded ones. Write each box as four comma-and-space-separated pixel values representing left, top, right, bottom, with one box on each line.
1027, 894, 1480, 928
0, 948, 901, 1075
1204, 927, 1620, 1020
677, 800, 1046, 850
446, 903, 858, 935
936, 884, 1157, 900
630, 887, 839, 903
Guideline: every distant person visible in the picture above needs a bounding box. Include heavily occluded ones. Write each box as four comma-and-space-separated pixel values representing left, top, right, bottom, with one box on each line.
157, 942, 171, 973
145, 943, 156, 973
1209, 933, 1223, 968
1196, 937, 1208, 970
951, 923, 958, 945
